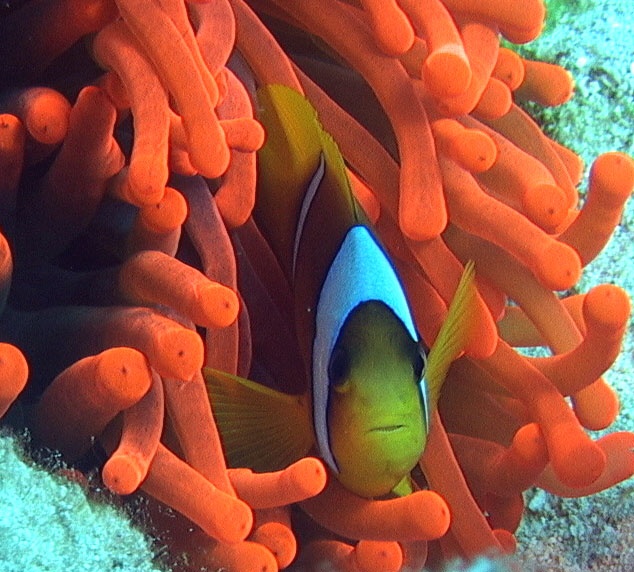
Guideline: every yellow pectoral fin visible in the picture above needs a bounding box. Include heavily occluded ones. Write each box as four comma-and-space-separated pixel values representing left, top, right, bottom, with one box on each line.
391, 474, 416, 497
203, 367, 313, 473
425, 260, 478, 408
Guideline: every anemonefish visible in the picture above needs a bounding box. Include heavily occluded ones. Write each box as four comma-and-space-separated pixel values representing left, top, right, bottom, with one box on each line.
204, 84, 477, 498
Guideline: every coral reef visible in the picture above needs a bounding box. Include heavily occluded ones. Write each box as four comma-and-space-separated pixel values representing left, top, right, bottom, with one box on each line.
0, 1, 632, 571
0, 431, 163, 572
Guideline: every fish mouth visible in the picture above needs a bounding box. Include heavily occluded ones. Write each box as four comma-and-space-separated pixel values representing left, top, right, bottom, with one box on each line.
367, 424, 407, 434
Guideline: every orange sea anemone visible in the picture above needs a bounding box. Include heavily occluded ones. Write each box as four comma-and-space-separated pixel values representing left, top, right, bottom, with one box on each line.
0, 1, 633, 571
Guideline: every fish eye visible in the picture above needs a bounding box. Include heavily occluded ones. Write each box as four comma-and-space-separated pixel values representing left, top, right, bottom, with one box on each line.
328, 347, 350, 389
413, 347, 427, 382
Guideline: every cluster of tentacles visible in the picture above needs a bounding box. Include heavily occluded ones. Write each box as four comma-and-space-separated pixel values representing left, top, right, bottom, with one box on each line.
0, 0, 633, 571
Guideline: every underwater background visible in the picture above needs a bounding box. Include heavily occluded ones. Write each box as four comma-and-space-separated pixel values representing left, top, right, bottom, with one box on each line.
513, 1, 634, 570
0, 0, 633, 571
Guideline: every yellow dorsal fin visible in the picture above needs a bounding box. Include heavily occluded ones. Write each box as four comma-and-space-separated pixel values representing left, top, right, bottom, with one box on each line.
203, 367, 313, 472
425, 260, 478, 408
257, 84, 323, 190
257, 84, 359, 220
316, 125, 361, 220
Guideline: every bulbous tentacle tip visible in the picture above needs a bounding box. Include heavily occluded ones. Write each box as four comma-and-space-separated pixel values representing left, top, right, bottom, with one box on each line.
583, 283, 631, 332
548, 426, 607, 489
512, 423, 548, 466
423, 48, 472, 99
573, 381, 620, 432
286, 456, 328, 499
206, 539, 279, 572
102, 453, 146, 495
492, 529, 517, 555
221, 116, 266, 152
196, 281, 241, 328
409, 489, 451, 538
0, 343, 29, 419
94, 346, 153, 402
138, 187, 188, 231
361, 0, 415, 56
354, 539, 403, 572
521, 182, 569, 232
591, 151, 634, 203
536, 241, 581, 291
250, 521, 297, 569
153, 327, 205, 381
